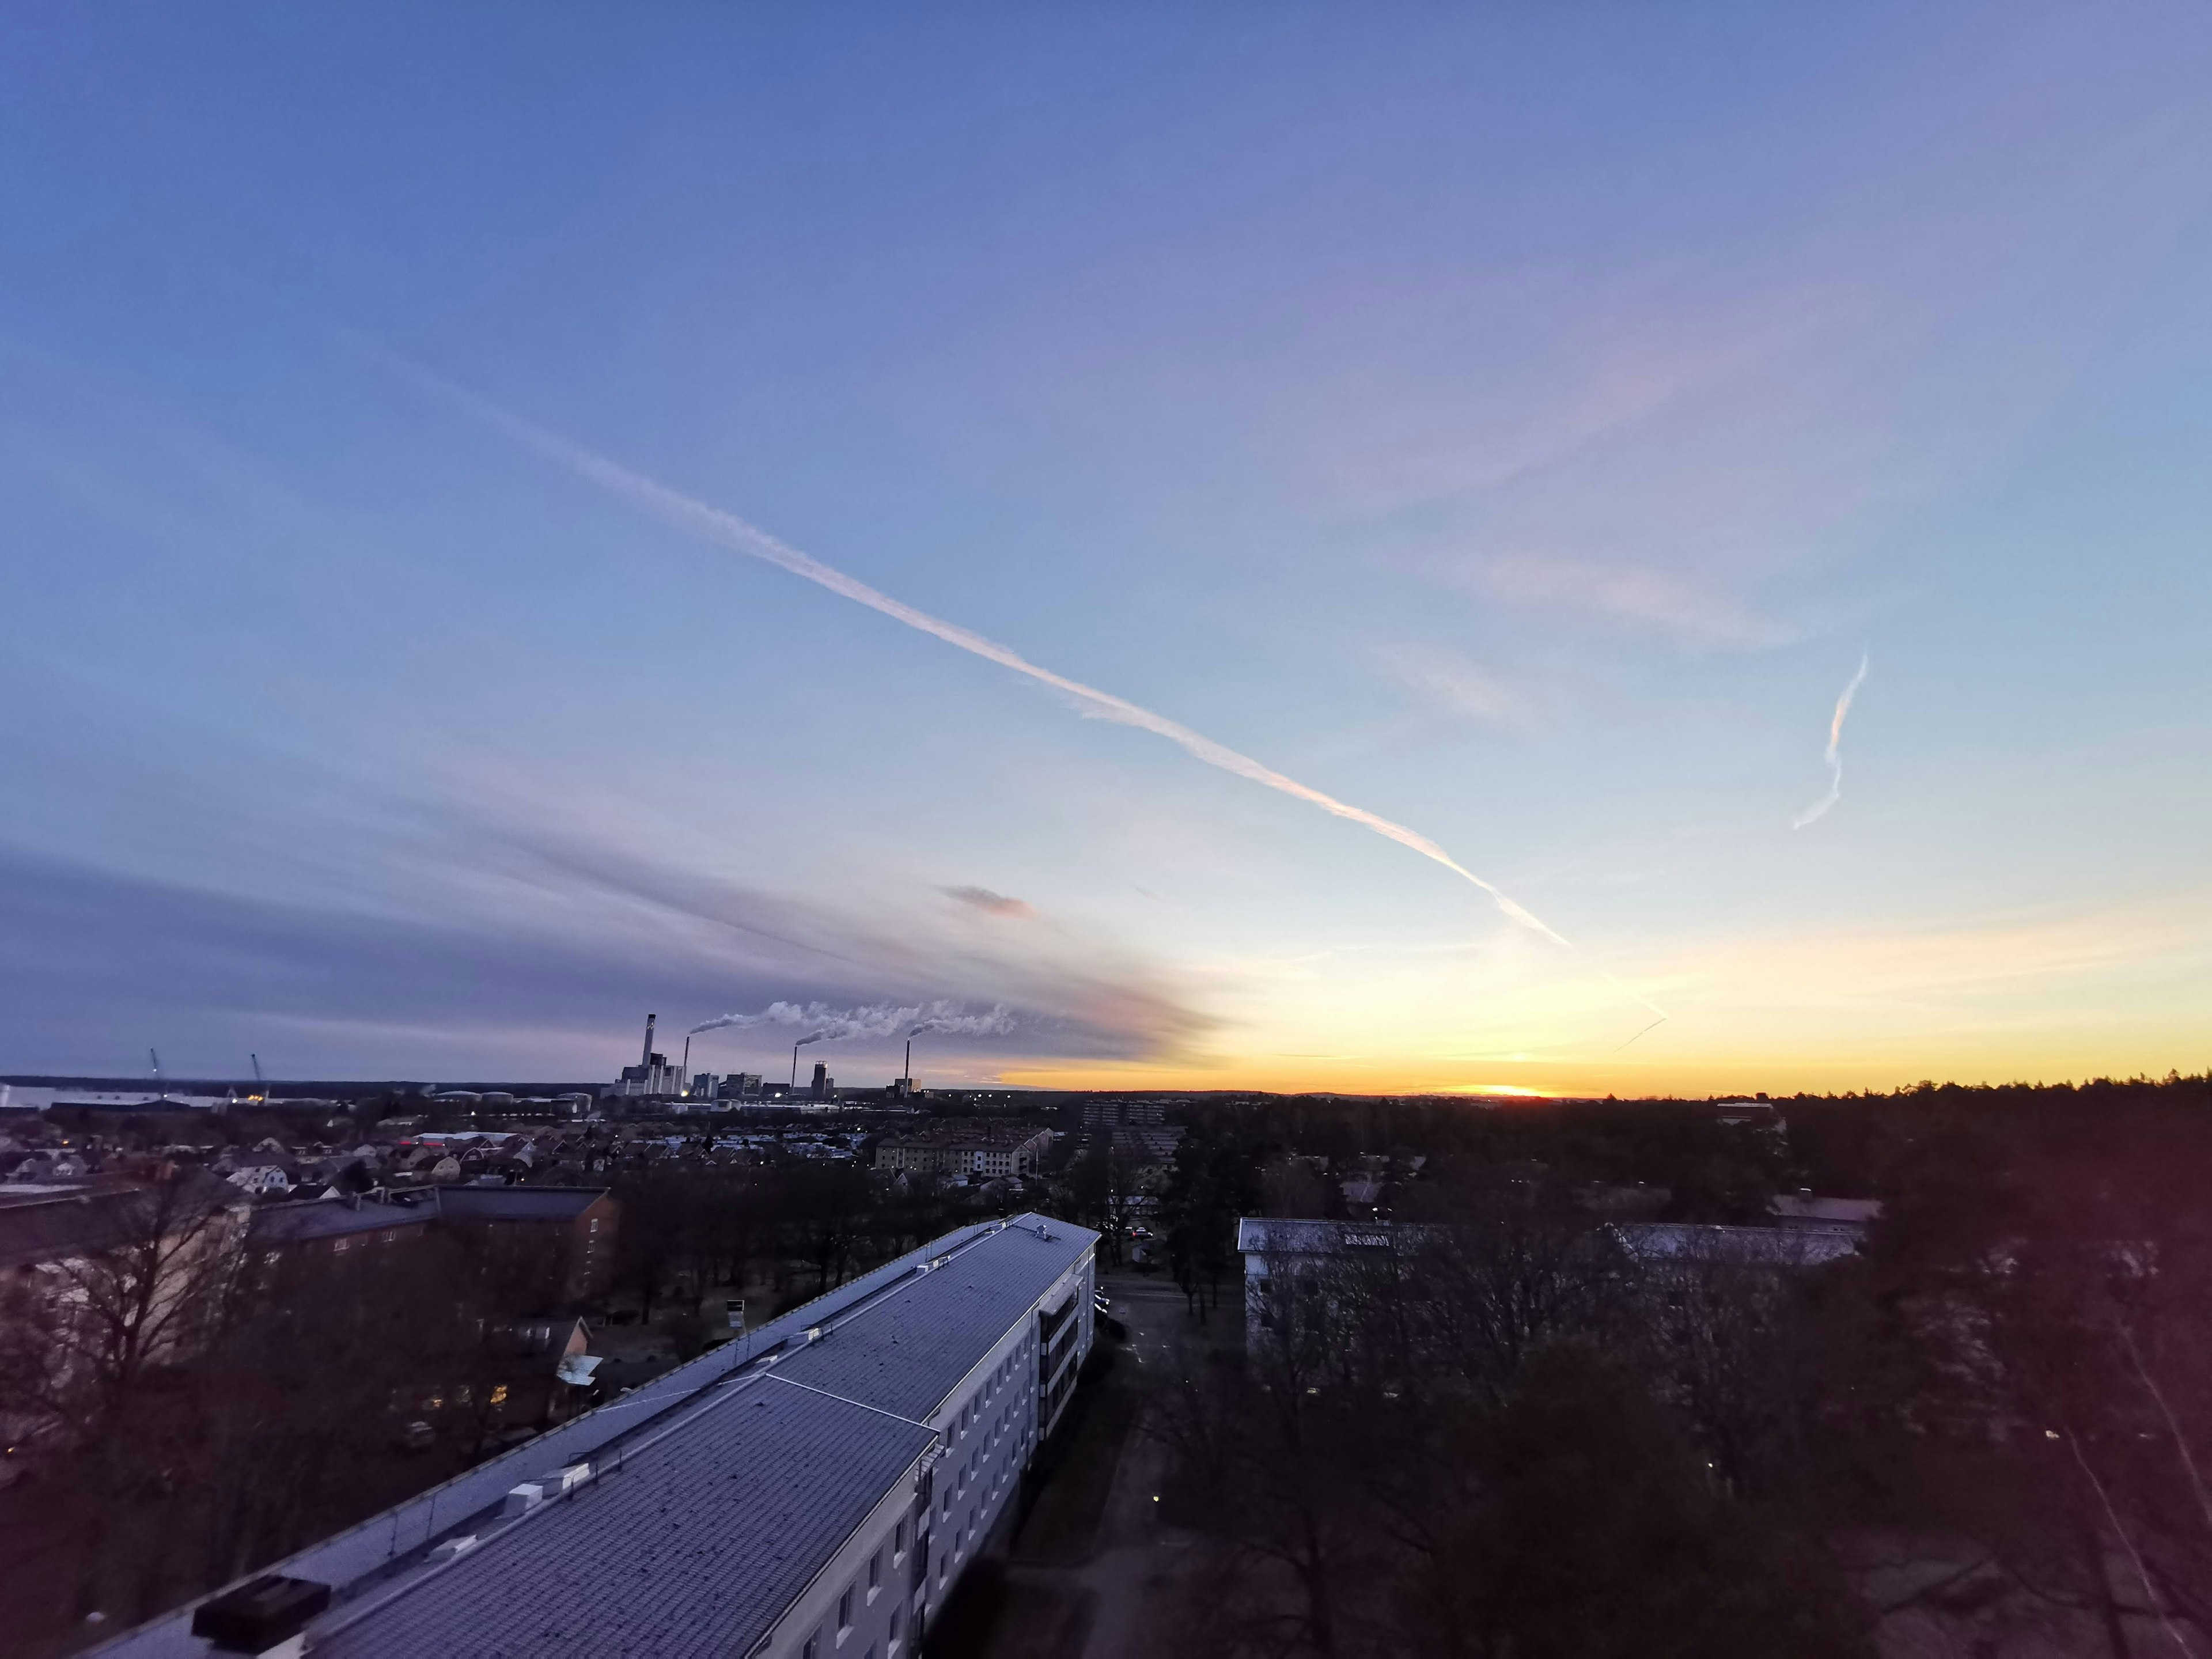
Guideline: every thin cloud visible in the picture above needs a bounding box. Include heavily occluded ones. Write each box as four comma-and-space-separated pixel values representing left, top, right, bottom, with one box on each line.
1793, 653, 1870, 829
1373, 644, 1545, 732
1470, 555, 1797, 650
943, 885, 1036, 919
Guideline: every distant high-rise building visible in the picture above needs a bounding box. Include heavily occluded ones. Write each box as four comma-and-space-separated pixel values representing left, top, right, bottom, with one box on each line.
810, 1060, 832, 1101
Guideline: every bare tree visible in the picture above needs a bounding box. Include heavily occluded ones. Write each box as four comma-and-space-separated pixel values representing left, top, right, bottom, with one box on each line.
0, 1175, 245, 1622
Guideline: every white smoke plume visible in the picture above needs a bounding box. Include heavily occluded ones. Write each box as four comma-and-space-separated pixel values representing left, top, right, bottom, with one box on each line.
692, 999, 1014, 1043
1793, 654, 1871, 830
910, 1006, 1017, 1039
378, 354, 1665, 1032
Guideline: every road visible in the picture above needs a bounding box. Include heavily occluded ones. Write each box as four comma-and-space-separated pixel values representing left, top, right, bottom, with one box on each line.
985, 1270, 1233, 1659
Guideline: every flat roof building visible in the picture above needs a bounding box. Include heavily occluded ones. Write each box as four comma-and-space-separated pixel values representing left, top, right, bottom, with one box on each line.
90, 1213, 1098, 1659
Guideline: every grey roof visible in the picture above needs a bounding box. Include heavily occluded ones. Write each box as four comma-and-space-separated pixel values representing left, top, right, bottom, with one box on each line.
315, 1382, 934, 1659
1611, 1221, 1865, 1267
1770, 1194, 1884, 1225
433, 1186, 609, 1222
0, 1176, 236, 1270
1234, 1217, 1440, 1254
1237, 1215, 1865, 1269
248, 1196, 434, 1246
772, 1217, 1094, 1420
89, 1213, 1096, 1659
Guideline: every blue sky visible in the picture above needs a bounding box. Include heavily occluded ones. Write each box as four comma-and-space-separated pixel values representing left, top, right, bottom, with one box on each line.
3, 4, 2208, 1093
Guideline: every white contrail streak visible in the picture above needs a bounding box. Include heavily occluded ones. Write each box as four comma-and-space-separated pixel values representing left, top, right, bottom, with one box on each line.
380, 353, 1664, 1027
1793, 654, 1870, 829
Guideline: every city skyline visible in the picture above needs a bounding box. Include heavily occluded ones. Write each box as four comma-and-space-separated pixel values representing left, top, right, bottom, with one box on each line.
4, 5, 2210, 1097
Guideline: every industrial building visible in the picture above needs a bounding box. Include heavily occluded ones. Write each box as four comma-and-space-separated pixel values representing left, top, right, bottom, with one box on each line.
874, 1121, 1055, 1179
90, 1213, 1098, 1659
613, 1013, 684, 1097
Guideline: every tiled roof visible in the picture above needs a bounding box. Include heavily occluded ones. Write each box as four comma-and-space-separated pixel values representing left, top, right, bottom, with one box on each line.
774, 1218, 1091, 1421
315, 1382, 934, 1659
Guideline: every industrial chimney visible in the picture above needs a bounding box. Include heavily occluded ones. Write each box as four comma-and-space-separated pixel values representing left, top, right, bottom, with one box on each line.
641, 1013, 657, 1068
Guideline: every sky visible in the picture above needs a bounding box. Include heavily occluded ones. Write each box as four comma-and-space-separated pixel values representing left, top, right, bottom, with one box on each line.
2, 5, 2209, 1099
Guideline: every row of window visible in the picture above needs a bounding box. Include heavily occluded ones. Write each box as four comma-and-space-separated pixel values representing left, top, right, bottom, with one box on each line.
795, 1310, 1066, 1659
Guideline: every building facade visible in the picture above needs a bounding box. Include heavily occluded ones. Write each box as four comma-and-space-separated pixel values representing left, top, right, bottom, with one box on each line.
874, 1122, 1054, 1179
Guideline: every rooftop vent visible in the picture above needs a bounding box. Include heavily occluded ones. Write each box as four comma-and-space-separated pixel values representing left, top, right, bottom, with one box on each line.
501, 1482, 545, 1518
190, 1575, 331, 1656
545, 1461, 590, 1494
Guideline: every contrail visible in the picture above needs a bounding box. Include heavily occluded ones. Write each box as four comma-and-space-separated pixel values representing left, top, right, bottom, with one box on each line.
379, 353, 1665, 1028
1792, 654, 1870, 830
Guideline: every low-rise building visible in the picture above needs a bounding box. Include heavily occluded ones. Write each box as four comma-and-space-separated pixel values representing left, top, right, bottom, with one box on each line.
431, 1186, 619, 1298
876, 1120, 1054, 1179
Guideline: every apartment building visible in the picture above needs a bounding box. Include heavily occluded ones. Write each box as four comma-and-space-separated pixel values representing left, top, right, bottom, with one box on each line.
873, 1121, 1054, 1179
91, 1213, 1098, 1659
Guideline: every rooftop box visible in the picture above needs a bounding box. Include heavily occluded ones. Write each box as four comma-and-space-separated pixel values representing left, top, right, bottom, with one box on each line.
189, 1575, 330, 1653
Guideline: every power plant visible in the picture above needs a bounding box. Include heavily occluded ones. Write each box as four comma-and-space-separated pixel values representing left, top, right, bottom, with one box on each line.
614, 1012, 943, 1109
615, 1013, 683, 1097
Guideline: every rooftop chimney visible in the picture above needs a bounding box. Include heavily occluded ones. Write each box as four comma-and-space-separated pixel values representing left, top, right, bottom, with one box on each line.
640, 1013, 657, 1069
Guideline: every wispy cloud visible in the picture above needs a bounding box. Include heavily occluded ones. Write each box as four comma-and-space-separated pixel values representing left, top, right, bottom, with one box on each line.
1372, 644, 1546, 732
0, 793, 1216, 1075
943, 885, 1036, 919
1792, 653, 1870, 828
1464, 555, 1798, 650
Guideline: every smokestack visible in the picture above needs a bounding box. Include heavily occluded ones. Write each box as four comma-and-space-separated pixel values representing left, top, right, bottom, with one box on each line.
641, 1013, 657, 1069
680, 1033, 691, 1096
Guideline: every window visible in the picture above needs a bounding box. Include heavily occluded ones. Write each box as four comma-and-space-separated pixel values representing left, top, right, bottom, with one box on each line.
889, 1606, 903, 1646
869, 1550, 882, 1593
893, 1518, 907, 1559
839, 1586, 854, 1632
803, 1638, 820, 1659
